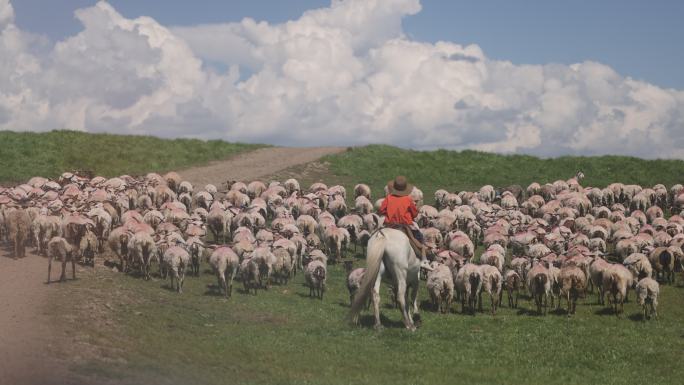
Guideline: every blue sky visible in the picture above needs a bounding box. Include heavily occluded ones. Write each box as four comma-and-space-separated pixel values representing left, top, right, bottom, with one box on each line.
12, 0, 684, 89
2, 0, 684, 157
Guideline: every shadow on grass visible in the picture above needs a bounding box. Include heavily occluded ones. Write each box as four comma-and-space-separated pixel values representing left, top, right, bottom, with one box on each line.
357, 313, 406, 329
594, 307, 617, 316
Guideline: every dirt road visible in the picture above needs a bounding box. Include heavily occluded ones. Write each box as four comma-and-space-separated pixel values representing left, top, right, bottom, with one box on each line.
0, 250, 73, 385
178, 146, 345, 188
0, 146, 345, 384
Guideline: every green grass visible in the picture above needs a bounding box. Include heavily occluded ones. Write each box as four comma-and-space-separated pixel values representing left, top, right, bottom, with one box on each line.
322, 145, 684, 202
0, 130, 264, 183
62, 258, 684, 385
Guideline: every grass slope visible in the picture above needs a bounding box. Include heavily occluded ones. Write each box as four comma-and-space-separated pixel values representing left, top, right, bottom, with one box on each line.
0, 130, 264, 183
323, 145, 684, 202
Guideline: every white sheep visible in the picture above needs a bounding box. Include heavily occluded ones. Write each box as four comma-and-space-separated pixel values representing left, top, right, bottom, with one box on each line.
503, 269, 521, 308
47, 236, 75, 283
208, 246, 240, 298
527, 263, 551, 315
346, 265, 366, 306
426, 262, 454, 314
635, 277, 659, 320
127, 231, 157, 280
162, 245, 191, 293
602, 264, 633, 316
559, 265, 587, 316
478, 264, 502, 315
454, 263, 481, 314
305, 260, 326, 300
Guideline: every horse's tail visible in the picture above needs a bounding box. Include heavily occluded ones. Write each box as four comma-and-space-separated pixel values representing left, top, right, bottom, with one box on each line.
349, 230, 386, 323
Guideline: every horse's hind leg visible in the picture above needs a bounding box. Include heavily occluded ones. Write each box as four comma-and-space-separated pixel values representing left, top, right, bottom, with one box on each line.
372, 285, 382, 330
395, 280, 414, 331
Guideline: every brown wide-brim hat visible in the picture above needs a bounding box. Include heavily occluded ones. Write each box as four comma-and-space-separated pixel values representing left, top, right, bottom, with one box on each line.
387, 176, 413, 197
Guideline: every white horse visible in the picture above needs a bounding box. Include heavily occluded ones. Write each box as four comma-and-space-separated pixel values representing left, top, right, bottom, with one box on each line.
349, 228, 428, 331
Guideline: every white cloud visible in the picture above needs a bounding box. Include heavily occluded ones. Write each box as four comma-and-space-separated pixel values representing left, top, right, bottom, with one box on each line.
1, 0, 683, 158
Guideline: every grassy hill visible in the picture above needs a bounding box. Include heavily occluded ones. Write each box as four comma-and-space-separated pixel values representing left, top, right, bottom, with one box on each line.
321, 145, 684, 200
0, 130, 264, 184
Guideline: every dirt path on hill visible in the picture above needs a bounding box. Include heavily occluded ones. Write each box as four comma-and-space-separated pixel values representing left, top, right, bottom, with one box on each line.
178, 146, 346, 187
0, 146, 346, 385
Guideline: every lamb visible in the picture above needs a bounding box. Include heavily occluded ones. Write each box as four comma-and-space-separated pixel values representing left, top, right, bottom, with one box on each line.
162, 245, 191, 293
559, 265, 587, 316
353, 183, 371, 200
6, 208, 31, 259
107, 226, 130, 272
305, 260, 327, 300
240, 257, 260, 295
602, 264, 633, 316
47, 236, 75, 283
354, 196, 373, 215
622, 253, 653, 282
527, 262, 551, 315
78, 227, 98, 267
503, 269, 522, 308
208, 246, 240, 298
635, 277, 659, 320
478, 264, 502, 315
187, 236, 204, 276
284, 178, 300, 195
345, 263, 366, 306
324, 225, 346, 263
426, 262, 454, 314
454, 263, 482, 314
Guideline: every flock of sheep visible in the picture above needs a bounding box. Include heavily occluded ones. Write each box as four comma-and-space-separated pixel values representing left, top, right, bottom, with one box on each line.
1, 170, 682, 322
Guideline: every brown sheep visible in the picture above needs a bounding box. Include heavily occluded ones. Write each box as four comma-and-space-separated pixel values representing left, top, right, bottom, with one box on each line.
6, 208, 31, 259
559, 265, 587, 316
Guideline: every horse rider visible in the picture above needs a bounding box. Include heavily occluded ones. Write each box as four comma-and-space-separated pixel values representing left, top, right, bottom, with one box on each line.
378, 176, 430, 267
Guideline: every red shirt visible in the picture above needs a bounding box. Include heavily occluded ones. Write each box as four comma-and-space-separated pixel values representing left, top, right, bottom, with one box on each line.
379, 194, 417, 225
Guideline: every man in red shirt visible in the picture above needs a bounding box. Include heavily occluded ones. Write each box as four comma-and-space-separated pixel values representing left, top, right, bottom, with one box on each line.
378, 176, 428, 264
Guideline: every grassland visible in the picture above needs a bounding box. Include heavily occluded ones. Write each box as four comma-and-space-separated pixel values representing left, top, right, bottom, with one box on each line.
62, 258, 684, 385
49, 144, 684, 385
322, 145, 684, 204
0, 130, 264, 183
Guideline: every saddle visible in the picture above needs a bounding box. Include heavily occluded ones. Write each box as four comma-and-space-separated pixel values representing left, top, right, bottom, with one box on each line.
383, 223, 426, 259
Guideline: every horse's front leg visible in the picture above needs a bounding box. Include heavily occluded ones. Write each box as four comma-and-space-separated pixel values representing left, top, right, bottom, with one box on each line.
409, 281, 420, 327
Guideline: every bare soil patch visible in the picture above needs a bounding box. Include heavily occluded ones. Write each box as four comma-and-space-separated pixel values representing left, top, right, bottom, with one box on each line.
0, 249, 75, 385
177, 146, 345, 187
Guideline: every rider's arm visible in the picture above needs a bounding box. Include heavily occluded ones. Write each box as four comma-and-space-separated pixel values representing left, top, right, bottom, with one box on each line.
378, 196, 388, 216
408, 198, 418, 219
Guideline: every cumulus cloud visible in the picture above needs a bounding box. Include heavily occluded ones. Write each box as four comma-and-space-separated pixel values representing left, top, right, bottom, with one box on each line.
1, 0, 683, 158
